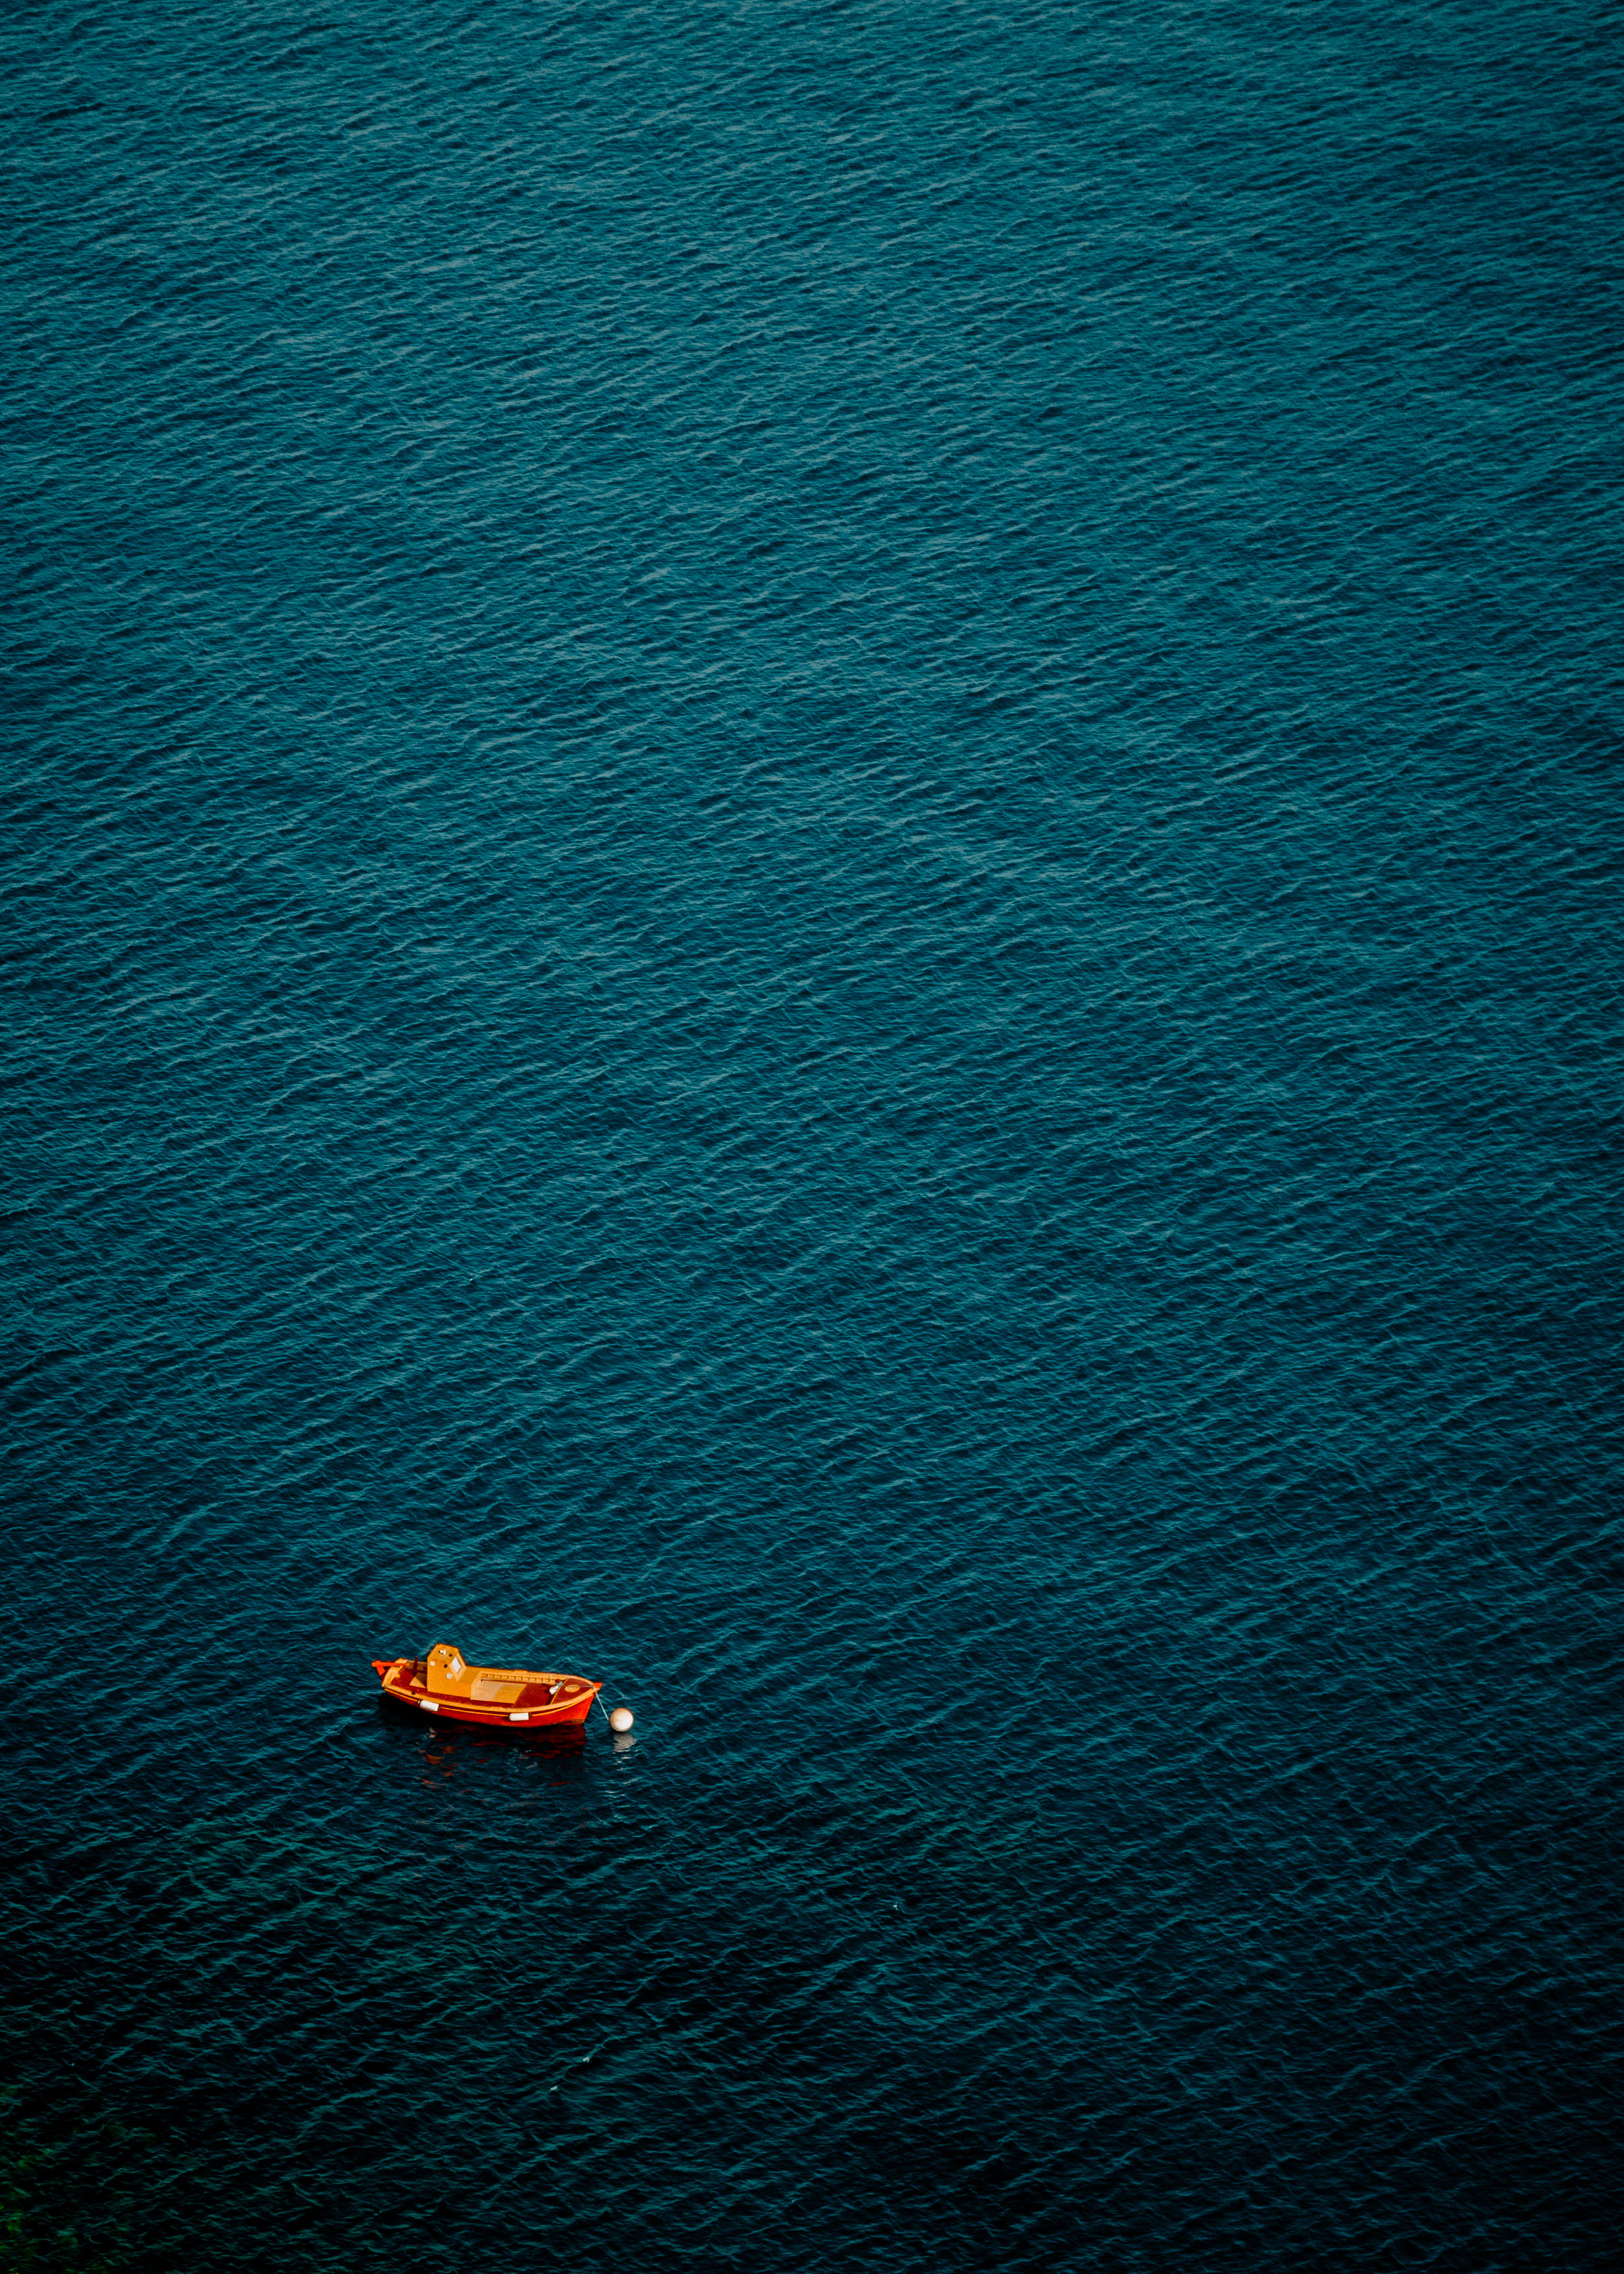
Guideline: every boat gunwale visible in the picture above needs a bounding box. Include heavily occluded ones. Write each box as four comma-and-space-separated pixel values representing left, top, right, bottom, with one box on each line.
373, 1656, 602, 1728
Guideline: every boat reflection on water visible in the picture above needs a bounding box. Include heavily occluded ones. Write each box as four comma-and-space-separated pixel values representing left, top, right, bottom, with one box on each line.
387, 1713, 592, 1796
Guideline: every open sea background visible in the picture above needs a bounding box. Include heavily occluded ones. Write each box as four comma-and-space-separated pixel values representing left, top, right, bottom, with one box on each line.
3, 1, 1621, 2266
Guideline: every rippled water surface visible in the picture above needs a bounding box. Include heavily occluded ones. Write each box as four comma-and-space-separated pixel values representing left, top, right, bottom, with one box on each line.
4, 1, 1620, 2267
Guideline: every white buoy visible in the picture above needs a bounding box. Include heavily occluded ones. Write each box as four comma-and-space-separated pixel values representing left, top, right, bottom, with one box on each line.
609, 1705, 634, 1734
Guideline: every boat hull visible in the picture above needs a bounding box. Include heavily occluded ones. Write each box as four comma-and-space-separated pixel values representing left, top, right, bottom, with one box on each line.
372, 1655, 601, 1731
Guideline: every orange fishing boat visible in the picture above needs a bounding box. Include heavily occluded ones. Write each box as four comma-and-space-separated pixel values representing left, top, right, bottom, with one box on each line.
372, 1643, 602, 1730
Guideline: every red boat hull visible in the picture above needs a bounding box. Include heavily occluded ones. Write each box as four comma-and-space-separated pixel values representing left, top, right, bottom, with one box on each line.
372, 1654, 601, 1731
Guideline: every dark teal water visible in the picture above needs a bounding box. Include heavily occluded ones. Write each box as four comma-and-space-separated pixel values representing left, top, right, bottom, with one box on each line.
4, 2, 1620, 2267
